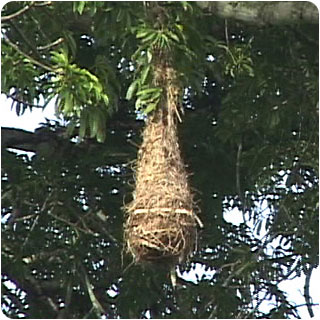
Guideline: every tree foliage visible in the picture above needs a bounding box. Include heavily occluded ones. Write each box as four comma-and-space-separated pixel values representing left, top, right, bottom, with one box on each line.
1, 1, 319, 319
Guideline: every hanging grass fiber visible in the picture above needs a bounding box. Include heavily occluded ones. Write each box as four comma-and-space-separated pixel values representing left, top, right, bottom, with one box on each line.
124, 63, 201, 264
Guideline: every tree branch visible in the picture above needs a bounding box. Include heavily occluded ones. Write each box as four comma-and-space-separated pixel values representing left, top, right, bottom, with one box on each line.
1, 127, 133, 159
37, 37, 64, 51
81, 265, 106, 316
197, 1, 318, 26
3, 34, 57, 73
8, 20, 41, 58
7, 93, 46, 109
1, 1, 52, 23
236, 141, 247, 223
1, 2, 35, 22
48, 212, 97, 236
2, 127, 56, 153
5, 271, 60, 316
304, 267, 315, 318
57, 278, 73, 319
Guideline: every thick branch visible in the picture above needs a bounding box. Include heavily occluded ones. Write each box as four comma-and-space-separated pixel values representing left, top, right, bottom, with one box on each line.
197, 2, 318, 26
1, 128, 55, 152
1, 127, 133, 159
2, 127, 40, 153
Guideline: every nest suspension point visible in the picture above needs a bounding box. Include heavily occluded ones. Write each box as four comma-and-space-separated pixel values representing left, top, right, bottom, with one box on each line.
124, 64, 201, 264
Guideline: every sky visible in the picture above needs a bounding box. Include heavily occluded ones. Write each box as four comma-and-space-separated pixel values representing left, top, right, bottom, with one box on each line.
1, 94, 319, 318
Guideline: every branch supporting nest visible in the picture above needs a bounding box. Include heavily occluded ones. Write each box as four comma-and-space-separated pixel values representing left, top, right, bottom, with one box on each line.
124, 63, 201, 265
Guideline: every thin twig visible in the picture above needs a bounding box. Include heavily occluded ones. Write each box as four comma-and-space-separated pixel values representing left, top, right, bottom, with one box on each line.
3, 34, 57, 72
57, 277, 73, 318
83, 307, 95, 319
34, 1, 52, 7
15, 213, 37, 221
48, 212, 96, 236
20, 191, 53, 253
79, 210, 119, 243
236, 141, 247, 223
304, 267, 314, 318
2, 2, 52, 22
1, 2, 35, 22
7, 93, 45, 109
22, 248, 65, 264
81, 265, 106, 316
127, 139, 140, 149
225, 19, 229, 47
37, 37, 64, 51
218, 259, 241, 271
19, 216, 40, 251
9, 21, 42, 59
246, 289, 270, 318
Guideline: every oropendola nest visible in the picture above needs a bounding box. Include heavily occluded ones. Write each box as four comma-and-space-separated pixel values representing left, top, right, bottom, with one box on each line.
124, 65, 201, 265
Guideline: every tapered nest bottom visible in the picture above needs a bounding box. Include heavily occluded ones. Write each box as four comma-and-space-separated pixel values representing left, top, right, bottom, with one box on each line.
124, 207, 197, 264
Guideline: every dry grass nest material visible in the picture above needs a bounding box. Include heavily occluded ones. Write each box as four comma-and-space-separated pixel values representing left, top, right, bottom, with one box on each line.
124, 108, 202, 264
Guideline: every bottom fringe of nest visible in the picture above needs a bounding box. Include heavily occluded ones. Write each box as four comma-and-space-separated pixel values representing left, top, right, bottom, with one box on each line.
124, 207, 198, 264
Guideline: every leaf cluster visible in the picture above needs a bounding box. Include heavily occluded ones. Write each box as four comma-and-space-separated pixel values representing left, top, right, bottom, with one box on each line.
49, 49, 113, 142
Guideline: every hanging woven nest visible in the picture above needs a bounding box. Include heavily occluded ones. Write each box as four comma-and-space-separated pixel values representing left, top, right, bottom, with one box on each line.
124, 64, 201, 264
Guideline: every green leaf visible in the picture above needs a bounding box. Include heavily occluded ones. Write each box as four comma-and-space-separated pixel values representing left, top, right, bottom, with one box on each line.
102, 94, 109, 106
136, 30, 150, 39
143, 102, 157, 114
135, 97, 143, 110
79, 110, 88, 139
175, 23, 184, 32
126, 80, 139, 100
167, 31, 180, 43
89, 111, 99, 138
93, 86, 101, 101
66, 121, 77, 137
146, 50, 152, 63
74, 1, 86, 15
140, 32, 157, 44
181, 1, 192, 11
140, 65, 150, 85
243, 63, 254, 77
63, 93, 74, 114
83, 81, 94, 92
96, 129, 106, 143
136, 87, 160, 96
96, 117, 106, 142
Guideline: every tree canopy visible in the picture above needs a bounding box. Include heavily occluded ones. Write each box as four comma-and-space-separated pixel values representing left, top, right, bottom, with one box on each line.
1, 1, 319, 318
